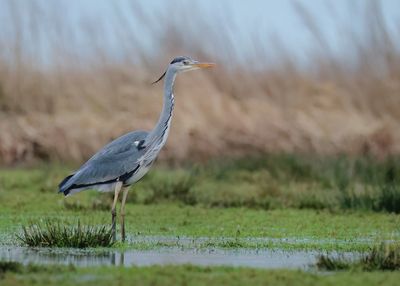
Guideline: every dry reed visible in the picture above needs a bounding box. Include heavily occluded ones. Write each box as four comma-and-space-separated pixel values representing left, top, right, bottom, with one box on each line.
0, 1, 399, 165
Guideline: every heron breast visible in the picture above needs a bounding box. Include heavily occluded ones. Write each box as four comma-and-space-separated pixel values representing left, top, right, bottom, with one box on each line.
124, 163, 153, 186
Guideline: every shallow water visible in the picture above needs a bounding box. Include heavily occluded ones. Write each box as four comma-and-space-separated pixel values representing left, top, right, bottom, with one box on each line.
0, 245, 356, 269
125, 234, 374, 247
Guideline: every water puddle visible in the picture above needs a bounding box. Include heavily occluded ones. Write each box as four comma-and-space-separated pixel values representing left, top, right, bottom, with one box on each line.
0, 246, 356, 269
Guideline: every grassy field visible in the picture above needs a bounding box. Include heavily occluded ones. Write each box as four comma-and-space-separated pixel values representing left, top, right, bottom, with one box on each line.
1, 155, 399, 252
2, 204, 399, 251
2, 263, 400, 286
1, 156, 400, 284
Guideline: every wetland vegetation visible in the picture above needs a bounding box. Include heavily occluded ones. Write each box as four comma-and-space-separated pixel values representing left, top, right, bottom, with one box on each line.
1, 155, 399, 252
2, 262, 400, 286
317, 242, 400, 271
1, 155, 400, 285
17, 220, 114, 248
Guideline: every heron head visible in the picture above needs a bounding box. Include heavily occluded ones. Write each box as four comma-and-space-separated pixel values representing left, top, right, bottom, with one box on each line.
152, 56, 215, 84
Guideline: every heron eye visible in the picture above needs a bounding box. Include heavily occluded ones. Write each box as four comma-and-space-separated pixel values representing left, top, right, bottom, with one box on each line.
183, 60, 189, 65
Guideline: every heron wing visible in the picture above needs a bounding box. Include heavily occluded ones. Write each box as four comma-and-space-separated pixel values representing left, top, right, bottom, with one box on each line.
59, 130, 148, 193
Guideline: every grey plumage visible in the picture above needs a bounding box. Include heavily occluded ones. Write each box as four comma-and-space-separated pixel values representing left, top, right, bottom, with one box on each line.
59, 131, 148, 195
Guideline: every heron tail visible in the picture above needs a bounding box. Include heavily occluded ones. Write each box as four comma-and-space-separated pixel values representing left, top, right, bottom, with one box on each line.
58, 174, 74, 196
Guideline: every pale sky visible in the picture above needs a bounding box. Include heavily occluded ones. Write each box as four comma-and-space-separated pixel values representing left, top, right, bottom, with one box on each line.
1, 0, 399, 66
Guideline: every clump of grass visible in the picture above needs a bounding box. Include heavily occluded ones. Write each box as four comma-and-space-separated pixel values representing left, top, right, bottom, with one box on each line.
0, 261, 22, 277
16, 219, 114, 248
317, 242, 400, 271
316, 254, 353, 271
362, 242, 400, 271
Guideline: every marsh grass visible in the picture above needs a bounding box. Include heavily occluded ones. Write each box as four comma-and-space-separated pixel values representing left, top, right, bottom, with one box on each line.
0, 261, 73, 278
129, 155, 400, 213
3, 264, 400, 286
1, 155, 399, 214
16, 219, 114, 248
362, 242, 400, 271
316, 255, 352, 271
317, 242, 400, 271
0, 261, 21, 277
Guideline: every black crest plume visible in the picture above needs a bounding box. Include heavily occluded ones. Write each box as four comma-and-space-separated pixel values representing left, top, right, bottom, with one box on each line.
152, 70, 166, 84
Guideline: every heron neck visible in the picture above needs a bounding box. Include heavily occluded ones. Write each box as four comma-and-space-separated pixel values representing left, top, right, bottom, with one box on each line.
147, 68, 176, 145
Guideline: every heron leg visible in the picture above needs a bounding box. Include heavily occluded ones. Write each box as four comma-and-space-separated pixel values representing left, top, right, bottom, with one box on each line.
120, 188, 129, 242
111, 182, 123, 242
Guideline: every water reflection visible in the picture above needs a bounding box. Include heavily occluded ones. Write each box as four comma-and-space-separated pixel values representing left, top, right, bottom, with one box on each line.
0, 246, 356, 269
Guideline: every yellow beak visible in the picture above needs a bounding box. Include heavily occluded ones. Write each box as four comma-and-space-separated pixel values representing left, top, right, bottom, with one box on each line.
192, 62, 215, 68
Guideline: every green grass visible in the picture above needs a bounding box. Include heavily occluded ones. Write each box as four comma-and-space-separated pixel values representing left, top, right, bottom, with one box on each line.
133, 154, 400, 213
317, 242, 400, 271
2, 263, 400, 286
4, 203, 399, 251
2, 202, 400, 251
17, 219, 114, 248
1, 158, 400, 285
0, 156, 400, 251
2, 155, 400, 213
0, 261, 21, 277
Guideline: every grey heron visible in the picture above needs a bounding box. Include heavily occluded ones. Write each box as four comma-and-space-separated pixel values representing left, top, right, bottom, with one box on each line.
58, 56, 214, 242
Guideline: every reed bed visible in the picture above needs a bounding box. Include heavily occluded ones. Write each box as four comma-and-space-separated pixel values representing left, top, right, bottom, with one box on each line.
317, 242, 400, 271
0, 1, 399, 165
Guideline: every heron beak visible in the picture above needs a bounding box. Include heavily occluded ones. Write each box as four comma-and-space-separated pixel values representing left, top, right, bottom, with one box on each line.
192, 62, 215, 69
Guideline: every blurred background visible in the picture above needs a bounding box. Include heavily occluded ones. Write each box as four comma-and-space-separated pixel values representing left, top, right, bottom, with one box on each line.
0, 0, 399, 165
